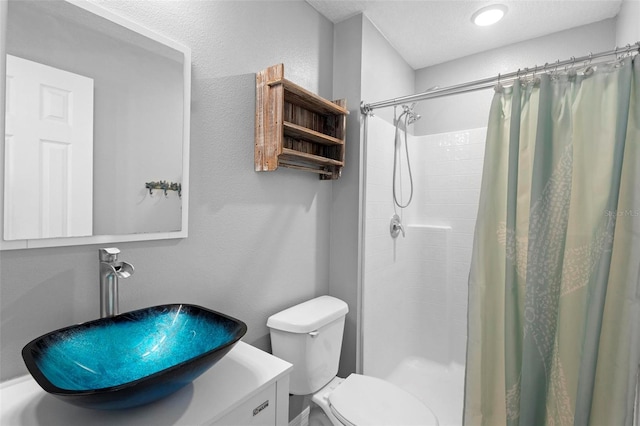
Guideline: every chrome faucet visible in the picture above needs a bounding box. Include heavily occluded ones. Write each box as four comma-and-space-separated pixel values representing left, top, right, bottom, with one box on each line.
99, 248, 134, 318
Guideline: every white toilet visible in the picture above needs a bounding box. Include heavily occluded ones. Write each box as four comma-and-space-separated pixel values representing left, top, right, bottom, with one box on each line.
267, 296, 439, 426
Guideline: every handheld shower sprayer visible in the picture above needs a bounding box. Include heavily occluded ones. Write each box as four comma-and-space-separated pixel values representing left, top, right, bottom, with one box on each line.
393, 103, 421, 209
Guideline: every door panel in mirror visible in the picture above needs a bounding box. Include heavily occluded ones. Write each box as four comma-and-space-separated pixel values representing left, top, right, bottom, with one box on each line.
4, 55, 94, 240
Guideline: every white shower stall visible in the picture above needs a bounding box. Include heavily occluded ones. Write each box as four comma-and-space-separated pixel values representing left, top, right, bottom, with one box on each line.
361, 115, 486, 425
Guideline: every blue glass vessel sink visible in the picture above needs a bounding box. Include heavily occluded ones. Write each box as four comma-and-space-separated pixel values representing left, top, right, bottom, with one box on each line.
22, 304, 247, 410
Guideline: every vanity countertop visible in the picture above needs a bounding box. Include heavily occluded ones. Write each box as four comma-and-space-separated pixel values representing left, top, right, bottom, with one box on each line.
0, 342, 292, 426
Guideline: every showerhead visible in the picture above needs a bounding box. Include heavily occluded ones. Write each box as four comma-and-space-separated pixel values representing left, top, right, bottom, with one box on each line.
408, 113, 421, 124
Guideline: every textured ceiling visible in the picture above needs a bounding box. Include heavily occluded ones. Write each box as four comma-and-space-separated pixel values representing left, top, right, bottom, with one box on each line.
305, 0, 622, 69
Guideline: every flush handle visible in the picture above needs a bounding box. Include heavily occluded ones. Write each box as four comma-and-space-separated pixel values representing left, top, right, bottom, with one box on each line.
308, 330, 319, 337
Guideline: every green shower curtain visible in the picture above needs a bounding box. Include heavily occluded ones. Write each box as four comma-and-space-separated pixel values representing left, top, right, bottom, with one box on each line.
464, 56, 640, 426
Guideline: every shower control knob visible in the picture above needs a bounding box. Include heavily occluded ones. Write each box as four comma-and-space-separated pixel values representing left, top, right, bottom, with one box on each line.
390, 214, 405, 238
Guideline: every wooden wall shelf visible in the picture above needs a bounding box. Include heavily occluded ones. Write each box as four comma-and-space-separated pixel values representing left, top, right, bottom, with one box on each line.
255, 64, 348, 180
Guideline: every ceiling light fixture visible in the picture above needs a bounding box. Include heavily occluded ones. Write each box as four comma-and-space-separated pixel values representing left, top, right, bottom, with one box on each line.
472, 4, 507, 26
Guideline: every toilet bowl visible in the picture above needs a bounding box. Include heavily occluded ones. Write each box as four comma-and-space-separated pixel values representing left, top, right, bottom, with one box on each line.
267, 296, 439, 426
312, 374, 438, 426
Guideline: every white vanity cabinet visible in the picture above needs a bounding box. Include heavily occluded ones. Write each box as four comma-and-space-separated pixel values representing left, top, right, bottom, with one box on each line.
0, 342, 292, 426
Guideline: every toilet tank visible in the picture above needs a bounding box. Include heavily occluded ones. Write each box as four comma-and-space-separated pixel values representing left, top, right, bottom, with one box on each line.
267, 296, 349, 395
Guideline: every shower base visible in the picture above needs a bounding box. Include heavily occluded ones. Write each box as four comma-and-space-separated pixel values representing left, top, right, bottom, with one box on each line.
386, 356, 465, 426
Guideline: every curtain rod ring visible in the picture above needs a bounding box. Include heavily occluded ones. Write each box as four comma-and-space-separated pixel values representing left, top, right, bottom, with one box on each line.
495, 73, 504, 93
565, 57, 575, 72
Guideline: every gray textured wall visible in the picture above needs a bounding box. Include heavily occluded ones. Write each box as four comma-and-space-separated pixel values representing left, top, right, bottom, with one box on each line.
0, 0, 334, 381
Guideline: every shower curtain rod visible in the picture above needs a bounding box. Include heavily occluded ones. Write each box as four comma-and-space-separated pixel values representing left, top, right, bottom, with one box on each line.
360, 41, 640, 115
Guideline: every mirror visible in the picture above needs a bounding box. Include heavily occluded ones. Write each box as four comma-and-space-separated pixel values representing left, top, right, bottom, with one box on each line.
1, 0, 191, 250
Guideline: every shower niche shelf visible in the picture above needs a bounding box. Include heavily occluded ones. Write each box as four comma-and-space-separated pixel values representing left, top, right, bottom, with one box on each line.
255, 63, 348, 180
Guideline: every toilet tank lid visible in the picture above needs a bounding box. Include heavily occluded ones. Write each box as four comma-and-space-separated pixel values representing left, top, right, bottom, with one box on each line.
267, 296, 349, 333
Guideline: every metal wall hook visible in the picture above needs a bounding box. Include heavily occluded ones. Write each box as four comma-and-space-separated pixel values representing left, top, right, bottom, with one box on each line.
145, 181, 182, 198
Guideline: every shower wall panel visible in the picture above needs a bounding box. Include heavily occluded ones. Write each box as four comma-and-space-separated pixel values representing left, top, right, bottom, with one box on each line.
409, 127, 486, 366
362, 116, 486, 378
362, 115, 411, 378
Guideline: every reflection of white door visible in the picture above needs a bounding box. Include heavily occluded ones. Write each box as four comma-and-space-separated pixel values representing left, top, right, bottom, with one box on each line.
4, 55, 94, 240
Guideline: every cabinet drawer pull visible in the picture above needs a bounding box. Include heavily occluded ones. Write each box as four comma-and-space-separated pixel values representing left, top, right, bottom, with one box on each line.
253, 400, 269, 417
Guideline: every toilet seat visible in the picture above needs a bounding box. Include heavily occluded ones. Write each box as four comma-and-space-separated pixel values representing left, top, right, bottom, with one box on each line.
327, 374, 439, 426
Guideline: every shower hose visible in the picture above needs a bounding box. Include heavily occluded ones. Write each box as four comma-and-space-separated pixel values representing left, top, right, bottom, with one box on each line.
393, 110, 414, 209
